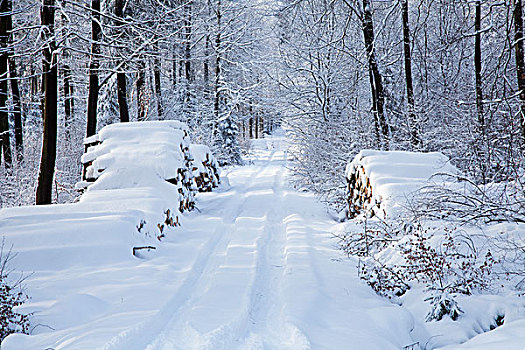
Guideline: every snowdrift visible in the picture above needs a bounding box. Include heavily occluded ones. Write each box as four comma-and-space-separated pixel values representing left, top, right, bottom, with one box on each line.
345, 150, 458, 219
0, 121, 223, 349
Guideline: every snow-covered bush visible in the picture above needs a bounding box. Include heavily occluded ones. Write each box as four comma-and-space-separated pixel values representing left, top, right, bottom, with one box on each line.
0, 241, 30, 342
216, 115, 243, 166
342, 220, 499, 320
425, 292, 462, 322
411, 174, 525, 225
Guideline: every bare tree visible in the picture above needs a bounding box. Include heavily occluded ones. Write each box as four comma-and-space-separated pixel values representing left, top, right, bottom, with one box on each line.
0, 0, 12, 168
115, 0, 129, 122
7, 0, 22, 161
36, 0, 58, 205
86, 0, 101, 137
361, 0, 389, 149
153, 43, 163, 119
401, 0, 419, 148
474, 0, 484, 135
513, 0, 525, 144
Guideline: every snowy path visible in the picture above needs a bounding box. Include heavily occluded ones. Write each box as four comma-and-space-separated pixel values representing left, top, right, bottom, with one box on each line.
101, 135, 413, 350
1, 133, 414, 350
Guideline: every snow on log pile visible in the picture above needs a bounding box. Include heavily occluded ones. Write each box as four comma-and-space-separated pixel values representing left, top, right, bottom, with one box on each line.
0, 122, 223, 349
345, 150, 458, 219
74, 120, 221, 240
190, 144, 220, 192
78, 121, 199, 213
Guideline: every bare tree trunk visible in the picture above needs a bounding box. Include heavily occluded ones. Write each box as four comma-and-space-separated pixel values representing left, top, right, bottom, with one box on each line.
362, 0, 389, 149
172, 43, 177, 88
513, 0, 525, 144
368, 67, 380, 145
401, 0, 419, 148
6, 0, 22, 161
184, 1, 193, 83
214, 0, 222, 119
0, 0, 12, 169
60, 1, 72, 141
153, 44, 163, 119
475, 0, 484, 134
86, 0, 101, 137
115, 0, 129, 122
8, 62, 22, 162
36, 0, 58, 205
204, 34, 210, 88
63, 64, 72, 133
136, 59, 147, 121
116, 72, 129, 123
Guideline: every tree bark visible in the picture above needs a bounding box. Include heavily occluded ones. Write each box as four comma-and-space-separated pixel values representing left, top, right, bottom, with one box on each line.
184, 1, 193, 83
513, 0, 525, 144
86, 0, 101, 137
114, 0, 129, 122
153, 43, 163, 119
36, 0, 58, 205
362, 0, 389, 149
214, 0, 222, 119
401, 0, 419, 148
0, 0, 12, 168
204, 34, 210, 88
136, 59, 147, 121
475, 0, 485, 135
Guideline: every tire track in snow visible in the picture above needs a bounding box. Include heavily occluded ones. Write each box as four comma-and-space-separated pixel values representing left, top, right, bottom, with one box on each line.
199, 165, 285, 349
201, 148, 309, 349
236, 159, 309, 349
134, 151, 279, 349
101, 156, 273, 350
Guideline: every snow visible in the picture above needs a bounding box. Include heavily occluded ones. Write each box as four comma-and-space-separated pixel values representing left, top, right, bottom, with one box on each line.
82, 121, 190, 186
2, 130, 524, 349
1, 130, 415, 349
346, 150, 459, 218
398, 285, 525, 349
343, 149, 525, 349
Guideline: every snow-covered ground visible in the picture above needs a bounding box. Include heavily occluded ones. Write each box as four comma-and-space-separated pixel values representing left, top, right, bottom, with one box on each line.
1, 130, 414, 349
1, 130, 524, 349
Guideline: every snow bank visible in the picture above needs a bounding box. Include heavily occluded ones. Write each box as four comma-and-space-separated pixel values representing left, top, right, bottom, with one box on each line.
345, 150, 458, 218
0, 121, 225, 349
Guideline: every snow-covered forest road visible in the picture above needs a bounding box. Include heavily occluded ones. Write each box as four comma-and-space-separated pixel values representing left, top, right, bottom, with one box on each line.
112, 134, 413, 350
2, 132, 414, 349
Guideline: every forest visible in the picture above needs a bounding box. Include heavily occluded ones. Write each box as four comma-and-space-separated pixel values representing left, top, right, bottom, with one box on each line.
0, 0, 523, 208
1, 0, 525, 349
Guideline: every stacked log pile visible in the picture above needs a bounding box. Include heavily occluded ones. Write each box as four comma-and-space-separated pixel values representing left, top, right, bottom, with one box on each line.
76, 121, 220, 216
190, 144, 220, 192
346, 164, 378, 218
345, 150, 458, 219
